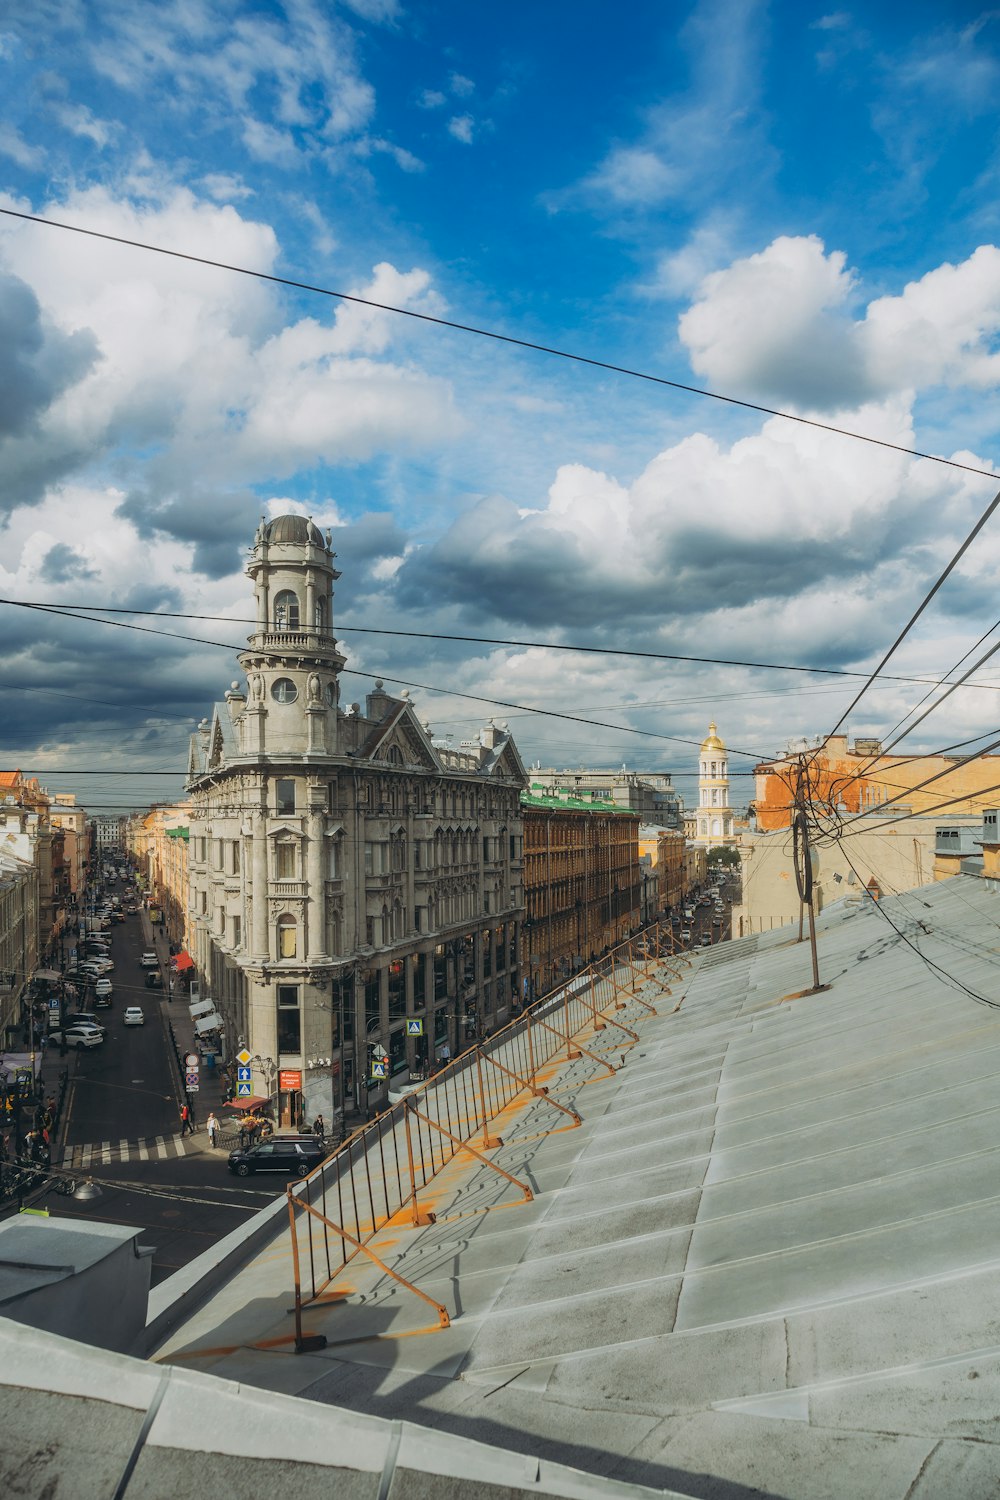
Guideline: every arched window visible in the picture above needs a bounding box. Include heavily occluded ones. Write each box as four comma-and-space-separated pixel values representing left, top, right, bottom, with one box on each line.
274, 590, 300, 630
277, 914, 297, 959
315, 595, 327, 630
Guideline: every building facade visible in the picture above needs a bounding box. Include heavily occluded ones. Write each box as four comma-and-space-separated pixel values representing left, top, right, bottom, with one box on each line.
528, 767, 682, 827
521, 795, 641, 997
753, 734, 1000, 832
186, 515, 527, 1129
0, 852, 39, 1046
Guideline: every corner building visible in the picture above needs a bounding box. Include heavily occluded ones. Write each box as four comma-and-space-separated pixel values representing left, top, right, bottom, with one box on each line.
186, 516, 527, 1129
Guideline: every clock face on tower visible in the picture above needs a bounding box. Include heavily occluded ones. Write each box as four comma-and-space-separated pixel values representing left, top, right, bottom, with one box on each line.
271, 678, 298, 703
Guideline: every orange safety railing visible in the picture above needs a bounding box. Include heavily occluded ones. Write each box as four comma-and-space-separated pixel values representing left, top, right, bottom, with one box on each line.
286, 917, 681, 1351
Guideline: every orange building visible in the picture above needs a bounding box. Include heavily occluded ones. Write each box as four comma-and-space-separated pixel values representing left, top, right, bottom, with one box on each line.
754, 734, 1000, 832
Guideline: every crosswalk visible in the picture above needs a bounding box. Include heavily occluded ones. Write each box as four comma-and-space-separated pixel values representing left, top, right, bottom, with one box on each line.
62, 1133, 196, 1169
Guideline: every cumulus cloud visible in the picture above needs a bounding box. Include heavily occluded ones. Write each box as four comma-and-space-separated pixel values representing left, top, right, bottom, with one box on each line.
447, 115, 475, 145
0, 185, 459, 554
678, 235, 1000, 411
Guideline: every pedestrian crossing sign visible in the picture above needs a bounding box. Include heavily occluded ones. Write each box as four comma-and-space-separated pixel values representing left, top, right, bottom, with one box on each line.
406, 1019, 423, 1035
237, 1081, 252, 1096
370, 1060, 387, 1079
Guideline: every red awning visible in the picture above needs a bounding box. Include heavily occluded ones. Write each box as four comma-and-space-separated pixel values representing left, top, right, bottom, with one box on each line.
171, 952, 194, 971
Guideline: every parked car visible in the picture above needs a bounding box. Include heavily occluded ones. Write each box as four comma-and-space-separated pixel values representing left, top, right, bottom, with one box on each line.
123, 1007, 145, 1026
139, 953, 159, 969
228, 1136, 327, 1179
50, 1023, 104, 1049
94, 977, 113, 999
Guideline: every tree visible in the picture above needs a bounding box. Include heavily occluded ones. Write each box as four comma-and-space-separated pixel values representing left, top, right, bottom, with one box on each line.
707, 845, 740, 868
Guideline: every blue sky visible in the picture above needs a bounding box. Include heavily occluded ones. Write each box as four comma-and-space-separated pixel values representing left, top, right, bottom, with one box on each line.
3, 0, 1000, 811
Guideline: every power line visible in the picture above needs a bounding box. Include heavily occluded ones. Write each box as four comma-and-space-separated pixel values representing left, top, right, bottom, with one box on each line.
10, 597, 1000, 695
0, 598, 773, 760
818, 483, 1000, 747
2, 206, 997, 484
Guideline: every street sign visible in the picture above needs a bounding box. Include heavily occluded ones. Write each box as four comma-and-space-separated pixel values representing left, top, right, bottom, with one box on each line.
184, 1053, 199, 1068
48, 997, 60, 1012
236, 1047, 251, 1066
406, 1019, 423, 1035
370, 1060, 387, 1079
236, 1081, 252, 1097
185, 1071, 199, 1088
186, 1082, 200, 1093
236, 1065, 252, 1082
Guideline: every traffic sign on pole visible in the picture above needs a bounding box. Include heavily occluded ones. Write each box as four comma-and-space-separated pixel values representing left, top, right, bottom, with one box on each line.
406, 1019, 423, 1035
370, 1060, 387, 1079
236, 1080, 252, 1097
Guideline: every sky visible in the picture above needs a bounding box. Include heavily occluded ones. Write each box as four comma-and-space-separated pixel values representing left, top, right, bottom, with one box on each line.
4, 0, 1000, 813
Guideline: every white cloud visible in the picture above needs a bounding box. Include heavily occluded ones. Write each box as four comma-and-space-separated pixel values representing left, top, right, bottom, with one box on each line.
447, 114, 475, 145
449, 72, 474, 97
585, 147, 679, 207
52, 102, 117, 148
678, 234, 1000, 409
0, 183, 461, 542
0, 125, 46, 169
417, 89, 446, 110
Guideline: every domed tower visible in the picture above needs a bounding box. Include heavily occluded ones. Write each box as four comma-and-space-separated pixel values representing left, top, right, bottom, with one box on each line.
696, 721, 735, 846
239, 515, 347, 756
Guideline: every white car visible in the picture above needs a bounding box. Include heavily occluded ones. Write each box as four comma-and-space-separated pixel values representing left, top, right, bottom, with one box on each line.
123, 1007, 145, 1026
94, 978, 113, 999
50, 1023, 104, 1049
139, 953, 159, 969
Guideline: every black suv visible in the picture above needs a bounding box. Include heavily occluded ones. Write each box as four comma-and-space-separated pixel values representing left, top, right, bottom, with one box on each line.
227, 1136, 327, 1179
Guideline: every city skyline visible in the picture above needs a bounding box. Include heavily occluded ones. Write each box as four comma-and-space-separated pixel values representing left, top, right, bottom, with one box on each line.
4, 0, 1000, 807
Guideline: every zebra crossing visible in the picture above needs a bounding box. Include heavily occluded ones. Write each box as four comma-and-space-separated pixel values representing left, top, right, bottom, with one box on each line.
62, 1132, 195, 1169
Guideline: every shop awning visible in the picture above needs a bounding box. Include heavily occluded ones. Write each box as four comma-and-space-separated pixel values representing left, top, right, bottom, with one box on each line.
194, 1012, 223, 1034
171, 952, 194, 972
189, 999, 215, 1018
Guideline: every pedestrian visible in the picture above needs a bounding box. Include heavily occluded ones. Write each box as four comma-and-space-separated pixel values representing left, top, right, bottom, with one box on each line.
312, 1113, 325, 1140
180, 1101, 194, 1137
206, 1111, 219, 1148
238, 1117, 249, 1149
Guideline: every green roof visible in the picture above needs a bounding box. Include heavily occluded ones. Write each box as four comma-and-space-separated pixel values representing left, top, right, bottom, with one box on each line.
165, 827, 190, 840
520, 792, 639, 817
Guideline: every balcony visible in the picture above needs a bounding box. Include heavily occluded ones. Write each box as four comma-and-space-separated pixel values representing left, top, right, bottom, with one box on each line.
250, 630, 342, 658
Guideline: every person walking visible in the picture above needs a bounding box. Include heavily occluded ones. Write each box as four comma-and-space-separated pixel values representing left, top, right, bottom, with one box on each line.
312, 1113, 325, 1140
206, 1111, 219, 1148
180, 1101, 194, 1137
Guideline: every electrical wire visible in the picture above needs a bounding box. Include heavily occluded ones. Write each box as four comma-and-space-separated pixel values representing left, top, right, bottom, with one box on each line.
2, 205, 997, 485
836, 843, 1000, 1010
0, 597, 775, 760
815, 483, 1000, 752
10, 596, 1000, 696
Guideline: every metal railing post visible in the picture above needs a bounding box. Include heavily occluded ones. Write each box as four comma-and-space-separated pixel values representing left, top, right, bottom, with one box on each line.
403, 1098, 435, 1227
476, 1047, 503, 1149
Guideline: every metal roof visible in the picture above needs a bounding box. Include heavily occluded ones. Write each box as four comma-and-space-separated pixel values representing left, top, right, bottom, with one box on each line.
6, 875, 1000, 1497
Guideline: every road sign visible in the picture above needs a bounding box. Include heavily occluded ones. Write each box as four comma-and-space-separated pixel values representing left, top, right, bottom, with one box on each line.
370, 1060, 387, 1079
237, 1065, 252, 1082
185, 1071, 200, 1088
236, 1081, 252, 1097
184, 1053, 199, 1068
406, 1019, 423, 1035
186, 1082, 200, 1093
48, 997, 60, 1012
236, 1047, 251, 1066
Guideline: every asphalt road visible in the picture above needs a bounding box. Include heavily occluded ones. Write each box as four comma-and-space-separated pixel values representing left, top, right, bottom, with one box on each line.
18, 905, 291, 1286
62, 910, 178, 1148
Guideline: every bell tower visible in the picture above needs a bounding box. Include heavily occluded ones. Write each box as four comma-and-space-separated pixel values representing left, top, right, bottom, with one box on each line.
239, 514, 347, 757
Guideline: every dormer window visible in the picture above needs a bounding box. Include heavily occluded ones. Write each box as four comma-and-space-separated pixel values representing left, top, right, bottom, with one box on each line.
274, 590, 300, 630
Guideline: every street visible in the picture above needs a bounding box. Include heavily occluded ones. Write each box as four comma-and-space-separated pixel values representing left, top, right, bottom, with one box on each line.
9, 903, 291, 1286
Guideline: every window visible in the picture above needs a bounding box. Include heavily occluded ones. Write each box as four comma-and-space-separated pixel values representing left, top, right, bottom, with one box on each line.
277, 914, 297, 959
277, 984, 300, 1052
276, 779, 295, 815
328, 838, 340, 879
229, 841, 240, 875
271, 678, 297, 703
332, 975, 352, 1042
363, 968, 380, 1028
388, 960, 406, 1019
276, 842, 297, 879
364, 842, 374, 876
315, 595, 327, 630
232, 915, 242, 949
274, 590, 300, 630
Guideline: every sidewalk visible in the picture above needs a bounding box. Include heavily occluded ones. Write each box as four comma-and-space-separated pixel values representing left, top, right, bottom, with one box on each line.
140, 914, 236, 1153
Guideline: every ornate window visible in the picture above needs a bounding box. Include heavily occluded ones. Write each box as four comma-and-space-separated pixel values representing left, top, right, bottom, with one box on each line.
274, 590, 299, 630
277, 914, 297, 959
271, 678, 297, 703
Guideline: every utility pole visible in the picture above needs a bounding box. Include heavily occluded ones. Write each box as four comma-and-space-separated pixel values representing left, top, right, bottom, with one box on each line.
791, 758, 830, 997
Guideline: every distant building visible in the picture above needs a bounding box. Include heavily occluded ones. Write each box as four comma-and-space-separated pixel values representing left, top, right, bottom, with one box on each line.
521, 792, 641, 996
186, 515, 526, 1130
0, 851, 38, 1045
93, 816, 126, 850
692, 722, 737, 847
527, 766, 682, 826
754, 734, 1000, 831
